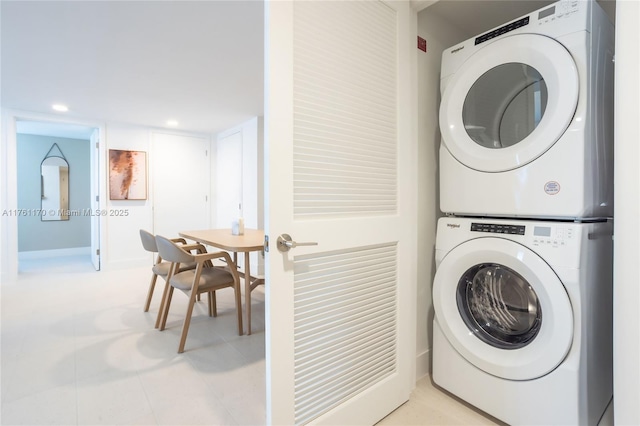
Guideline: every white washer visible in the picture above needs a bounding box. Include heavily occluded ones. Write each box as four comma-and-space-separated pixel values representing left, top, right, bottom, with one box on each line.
432, 217, 613, 425
439, 0, 614, 220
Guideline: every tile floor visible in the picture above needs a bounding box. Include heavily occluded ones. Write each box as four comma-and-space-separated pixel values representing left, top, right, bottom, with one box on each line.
0, 255, 571, 426
2, 256, 266, 425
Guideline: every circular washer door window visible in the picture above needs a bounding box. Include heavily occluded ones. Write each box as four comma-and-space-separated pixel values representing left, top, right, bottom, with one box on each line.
439, 34, 579, 172
432, 237, 573, 380
457, 263, 542, 350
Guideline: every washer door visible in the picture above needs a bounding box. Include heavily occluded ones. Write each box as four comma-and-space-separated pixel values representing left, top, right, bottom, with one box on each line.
433, 238, 573, 380
439, 34, 579, 172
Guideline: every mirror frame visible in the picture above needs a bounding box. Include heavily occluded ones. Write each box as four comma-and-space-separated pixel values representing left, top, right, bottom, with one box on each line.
40, 143, 70, 221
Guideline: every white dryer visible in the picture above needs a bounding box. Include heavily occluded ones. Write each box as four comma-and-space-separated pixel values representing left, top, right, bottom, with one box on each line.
432, 217, 613, 425
439, 0, 614, 220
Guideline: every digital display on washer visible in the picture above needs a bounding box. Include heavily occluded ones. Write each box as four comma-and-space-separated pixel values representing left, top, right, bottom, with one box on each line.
471, 223, 526, 235
475, 17, 530, 45
534, 226, 552, 237
539, 6, 556, 19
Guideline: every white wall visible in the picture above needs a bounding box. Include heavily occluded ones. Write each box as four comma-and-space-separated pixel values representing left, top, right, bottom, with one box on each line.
415, 8, 467, 379
0, 113, 224, 276
1, 113, 19, 278
17, 134, 91, 251
103, 124, 153, 269
102, 125, 218, 270
613, 1, 640, 423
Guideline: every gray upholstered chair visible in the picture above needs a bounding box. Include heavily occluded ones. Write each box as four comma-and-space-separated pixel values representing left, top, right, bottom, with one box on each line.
139, 229, 202, 328
155, 234, 243, 353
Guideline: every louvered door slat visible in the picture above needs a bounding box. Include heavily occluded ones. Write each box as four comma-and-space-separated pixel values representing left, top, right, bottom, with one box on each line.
293, 242, 397, 424
293, 0, 397, 220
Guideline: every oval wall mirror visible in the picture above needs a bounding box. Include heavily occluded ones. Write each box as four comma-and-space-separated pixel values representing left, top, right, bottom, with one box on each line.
41, 143, 69, 221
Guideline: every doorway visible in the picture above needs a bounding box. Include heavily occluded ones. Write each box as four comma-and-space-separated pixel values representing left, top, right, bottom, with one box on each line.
12, 117, 102, 273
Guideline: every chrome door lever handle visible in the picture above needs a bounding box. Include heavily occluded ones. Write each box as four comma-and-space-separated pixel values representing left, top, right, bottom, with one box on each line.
277, 234, 318, 252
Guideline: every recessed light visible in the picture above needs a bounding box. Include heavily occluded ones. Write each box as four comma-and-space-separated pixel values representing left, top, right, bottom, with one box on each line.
166, 120, 179, 127
52, 104, 69, 112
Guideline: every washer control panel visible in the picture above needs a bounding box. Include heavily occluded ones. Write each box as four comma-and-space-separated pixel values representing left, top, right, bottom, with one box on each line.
471, 222, 525, 235
470, 221, 575, 249
531, 225, 574, 248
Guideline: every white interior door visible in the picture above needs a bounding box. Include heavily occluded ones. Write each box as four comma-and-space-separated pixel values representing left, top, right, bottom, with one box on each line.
265, 1, 417, 424
90, 128, 100, 270
152, 132, 210, 237
215, 130, 243, 229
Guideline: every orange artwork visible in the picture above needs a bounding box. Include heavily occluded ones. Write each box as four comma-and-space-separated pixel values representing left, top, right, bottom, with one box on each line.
109, 150, 147, 200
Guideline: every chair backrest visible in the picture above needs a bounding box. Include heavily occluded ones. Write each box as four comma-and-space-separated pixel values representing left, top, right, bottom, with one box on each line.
140, 229, 158, 253
156, 235, 195, 264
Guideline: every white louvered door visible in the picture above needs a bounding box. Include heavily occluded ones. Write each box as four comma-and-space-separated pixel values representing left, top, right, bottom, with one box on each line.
265, 1, 416, 424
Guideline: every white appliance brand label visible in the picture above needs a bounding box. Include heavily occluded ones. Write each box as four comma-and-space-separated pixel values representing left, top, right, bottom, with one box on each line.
544, 181, 561, 195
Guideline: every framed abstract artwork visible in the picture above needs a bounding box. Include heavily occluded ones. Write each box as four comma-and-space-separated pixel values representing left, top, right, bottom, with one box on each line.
108, 149, 147, 200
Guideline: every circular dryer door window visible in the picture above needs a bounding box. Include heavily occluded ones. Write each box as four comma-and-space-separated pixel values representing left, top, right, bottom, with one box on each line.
457, 263, 542, 349
432, 237, 573, 381
439, 34, 579, 172
463, 63, 548, 149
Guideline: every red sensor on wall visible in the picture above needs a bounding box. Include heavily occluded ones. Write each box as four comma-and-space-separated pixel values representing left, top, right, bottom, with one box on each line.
417, 36, 427, 52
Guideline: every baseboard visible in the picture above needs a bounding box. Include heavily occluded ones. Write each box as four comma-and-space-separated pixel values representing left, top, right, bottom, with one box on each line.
101, 257, 149, 271
18, 247, 91, 260
416, 348, 431, 381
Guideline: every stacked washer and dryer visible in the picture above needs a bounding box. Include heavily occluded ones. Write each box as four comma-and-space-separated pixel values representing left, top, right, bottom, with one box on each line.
432, 1, 615, 425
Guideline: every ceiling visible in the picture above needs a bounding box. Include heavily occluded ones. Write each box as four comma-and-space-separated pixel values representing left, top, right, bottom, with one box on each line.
1, 1, 264, 138
2, 1, 616, 140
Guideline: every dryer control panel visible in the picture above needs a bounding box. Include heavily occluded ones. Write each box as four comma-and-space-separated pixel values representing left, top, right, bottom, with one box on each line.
474, 17, 529, 45
538, 1, 580, 24
440, 0, 600, 83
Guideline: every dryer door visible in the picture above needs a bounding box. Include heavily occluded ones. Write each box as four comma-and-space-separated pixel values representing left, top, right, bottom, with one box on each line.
439, 34, 579, 172
432, 237, 573, 381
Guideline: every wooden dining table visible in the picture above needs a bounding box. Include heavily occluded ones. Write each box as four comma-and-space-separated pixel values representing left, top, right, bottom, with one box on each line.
179, 228, 265, 335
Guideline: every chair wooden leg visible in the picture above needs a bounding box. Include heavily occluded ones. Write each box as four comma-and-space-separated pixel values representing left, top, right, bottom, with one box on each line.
177, 291, 199, 353
144, 274, 159, 312
160, 287, 174, 331
234, 285, 243, 336
155, 281, 170, 329
210, 291, 217, 317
